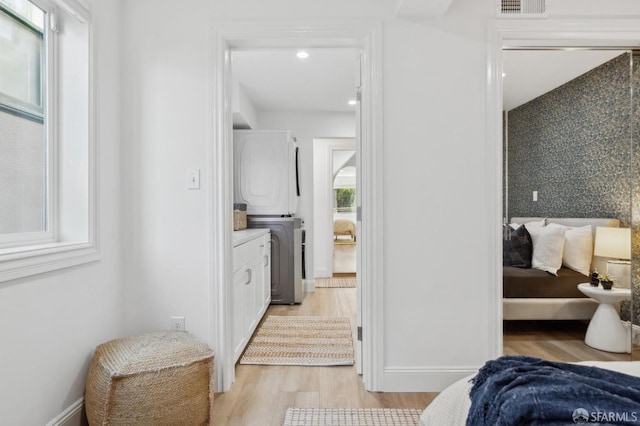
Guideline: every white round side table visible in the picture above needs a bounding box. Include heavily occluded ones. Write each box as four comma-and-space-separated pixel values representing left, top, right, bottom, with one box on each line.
577, 283, 631, 353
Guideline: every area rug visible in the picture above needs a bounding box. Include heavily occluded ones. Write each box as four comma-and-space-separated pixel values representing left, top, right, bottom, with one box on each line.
334, 239, 356, 246
283, 408, 423, 426
316, 277, 356, 288
240, 316, 354, 366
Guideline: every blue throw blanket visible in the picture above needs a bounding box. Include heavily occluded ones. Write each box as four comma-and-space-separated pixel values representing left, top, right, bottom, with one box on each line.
467, 356, 640, 425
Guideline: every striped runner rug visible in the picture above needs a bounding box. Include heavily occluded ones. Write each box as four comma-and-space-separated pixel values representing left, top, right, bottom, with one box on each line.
283, 408, 423, 426
316, 277, 356, 288
240, 315, 354, 366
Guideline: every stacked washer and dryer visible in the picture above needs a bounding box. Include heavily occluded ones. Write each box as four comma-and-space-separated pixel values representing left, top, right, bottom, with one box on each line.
233, 130, 304, 304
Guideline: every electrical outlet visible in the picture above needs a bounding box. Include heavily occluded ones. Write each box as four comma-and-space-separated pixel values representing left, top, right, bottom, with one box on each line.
170, 316, 185, 332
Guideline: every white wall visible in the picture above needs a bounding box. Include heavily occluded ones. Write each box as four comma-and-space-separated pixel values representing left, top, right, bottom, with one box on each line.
257, 111, 356, 283
382, 1, 493, 379
0, 0, 124, 424
118, 0, 640, 395
117, 0, 496, 393
120, 1, 213, 342
232, 82, 258, 129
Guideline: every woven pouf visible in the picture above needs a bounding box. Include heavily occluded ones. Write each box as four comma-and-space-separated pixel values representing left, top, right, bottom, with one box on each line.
85, 331, 215, 426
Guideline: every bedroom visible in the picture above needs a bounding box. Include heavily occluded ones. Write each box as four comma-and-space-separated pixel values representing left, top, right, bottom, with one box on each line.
501, 49, 640, 362
421, 30, 640, 426
4, 0, 640, 425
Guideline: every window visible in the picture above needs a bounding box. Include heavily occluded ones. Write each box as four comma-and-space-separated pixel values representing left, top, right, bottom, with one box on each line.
333, 166, 356, 213
0, 0, 44, 119
334, 188, 356, 213
0, 0, 49, 246
0, 0, 97, 282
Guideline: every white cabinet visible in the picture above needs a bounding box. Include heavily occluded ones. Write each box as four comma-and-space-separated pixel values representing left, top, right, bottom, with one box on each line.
232, 229, 271, 363
231, 264, 251, 359
258, 240, 271, 315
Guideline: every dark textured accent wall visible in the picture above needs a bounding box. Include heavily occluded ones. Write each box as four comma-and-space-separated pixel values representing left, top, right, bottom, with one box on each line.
631, 54, 640, 336
506, 53, 632, 227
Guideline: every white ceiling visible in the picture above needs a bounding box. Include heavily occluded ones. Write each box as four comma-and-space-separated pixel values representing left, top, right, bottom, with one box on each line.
503, 50, 626, 111
232, 47, 628, 116
395, 0, 454, 17
232, 49, 358, 113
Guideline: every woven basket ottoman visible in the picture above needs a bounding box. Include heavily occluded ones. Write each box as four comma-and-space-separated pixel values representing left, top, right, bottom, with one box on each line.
85, 331, 215, 426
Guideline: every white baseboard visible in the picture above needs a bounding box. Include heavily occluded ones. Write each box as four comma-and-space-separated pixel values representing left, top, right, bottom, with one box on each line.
46, 398, 84, 426
382, 367, 478, 392
314, 268, 330, 278
304, 279, 316, 292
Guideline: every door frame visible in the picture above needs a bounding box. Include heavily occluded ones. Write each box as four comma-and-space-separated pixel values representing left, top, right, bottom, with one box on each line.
209, 20, 384, 392
313, 138, 357, 279
487, 19, 640, 357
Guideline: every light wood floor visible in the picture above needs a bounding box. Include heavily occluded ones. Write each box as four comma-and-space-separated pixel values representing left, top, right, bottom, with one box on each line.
503, 320, 630, 362
212, 288, 437, 426
212, 290, 634, 425
333, 242, 356, 274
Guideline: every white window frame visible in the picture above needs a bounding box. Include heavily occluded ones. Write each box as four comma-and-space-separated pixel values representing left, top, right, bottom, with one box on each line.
0, 0, 98, 283
0, 0, 46, 120
0, 0, 55, 249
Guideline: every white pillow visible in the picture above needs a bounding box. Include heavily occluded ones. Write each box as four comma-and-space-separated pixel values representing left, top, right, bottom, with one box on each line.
526, 223, 566, 276
561, 225, 593, 276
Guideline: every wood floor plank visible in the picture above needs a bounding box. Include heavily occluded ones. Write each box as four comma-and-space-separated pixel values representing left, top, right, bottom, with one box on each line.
503, 320, 630, 362
212, 288, 436, 426
213, 292, 633, 425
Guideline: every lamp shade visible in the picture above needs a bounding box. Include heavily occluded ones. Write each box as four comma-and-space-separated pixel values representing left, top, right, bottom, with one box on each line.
593, 227, 631, 260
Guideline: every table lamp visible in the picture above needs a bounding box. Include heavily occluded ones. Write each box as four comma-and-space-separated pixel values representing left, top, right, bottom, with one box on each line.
594, 227, 631, 288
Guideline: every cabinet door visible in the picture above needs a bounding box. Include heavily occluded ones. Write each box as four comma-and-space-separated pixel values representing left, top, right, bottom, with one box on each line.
262, 240, 272, 311
232, 231, 272, 363
245, 261, 258, 338
254, 240, 270, 319
232, 265, 252, 363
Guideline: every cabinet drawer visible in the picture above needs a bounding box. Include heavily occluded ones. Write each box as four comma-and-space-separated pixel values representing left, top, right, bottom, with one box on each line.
233, 233, 268, 271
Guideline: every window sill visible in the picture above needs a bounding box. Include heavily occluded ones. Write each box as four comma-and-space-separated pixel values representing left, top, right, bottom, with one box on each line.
0, 241, 100, 283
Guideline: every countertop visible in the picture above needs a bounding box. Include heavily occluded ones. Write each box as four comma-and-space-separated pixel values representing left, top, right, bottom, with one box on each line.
233, 228, 270, 247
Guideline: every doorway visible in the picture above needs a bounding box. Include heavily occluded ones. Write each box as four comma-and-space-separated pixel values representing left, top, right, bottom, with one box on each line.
332, 152, 357, 276
210, 21, 384, 393
501, 49, 633, 363
313, 139, 357, 279
488, 22, 640, 365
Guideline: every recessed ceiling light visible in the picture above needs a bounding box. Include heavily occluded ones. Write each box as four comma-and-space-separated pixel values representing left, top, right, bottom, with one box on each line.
502, 72, 506, 77
296, 51, 309, 59
348, 99, 357, 106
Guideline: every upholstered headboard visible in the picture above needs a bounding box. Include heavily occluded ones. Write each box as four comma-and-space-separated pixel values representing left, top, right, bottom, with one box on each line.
510, 217, 621, 272
511, 217, 620, 236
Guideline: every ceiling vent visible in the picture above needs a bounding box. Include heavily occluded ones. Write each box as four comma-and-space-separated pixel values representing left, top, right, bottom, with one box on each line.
497, 0, 547, 18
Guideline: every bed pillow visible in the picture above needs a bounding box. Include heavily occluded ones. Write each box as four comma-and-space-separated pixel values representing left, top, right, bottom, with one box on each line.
527, 223, 566, 276
503, 224, 532, 268
561, 225, 593, 276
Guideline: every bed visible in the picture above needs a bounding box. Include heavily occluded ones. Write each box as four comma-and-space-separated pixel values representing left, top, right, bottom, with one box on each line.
420, 358, 640, 425
334, 219, 356, 241
503, 217, 620, 321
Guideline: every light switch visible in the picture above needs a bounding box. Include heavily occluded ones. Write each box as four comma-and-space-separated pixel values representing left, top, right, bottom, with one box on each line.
187, 169, 200, 190
533, 191, 538, 202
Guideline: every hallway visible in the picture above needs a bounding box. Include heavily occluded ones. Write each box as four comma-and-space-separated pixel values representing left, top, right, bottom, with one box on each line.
212, 288, 436, 426
333, 238, 356, 274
